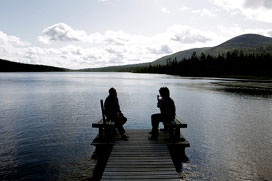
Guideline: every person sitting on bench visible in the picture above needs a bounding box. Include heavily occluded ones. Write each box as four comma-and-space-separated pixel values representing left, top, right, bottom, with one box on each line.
150, 87, 176, 139
104, 87, 129, 139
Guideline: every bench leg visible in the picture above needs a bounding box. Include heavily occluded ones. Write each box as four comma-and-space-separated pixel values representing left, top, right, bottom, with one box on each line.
169, 128, 173, 138
105, 127, 112, 140
99, 127, 103, 138
175, 128, 180, 140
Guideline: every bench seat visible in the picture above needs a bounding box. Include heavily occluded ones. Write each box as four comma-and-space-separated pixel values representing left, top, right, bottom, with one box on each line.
92, 118, 115, 128
92, 117, 115, 139
163, 116, 187, 140
164, 116, 187, 128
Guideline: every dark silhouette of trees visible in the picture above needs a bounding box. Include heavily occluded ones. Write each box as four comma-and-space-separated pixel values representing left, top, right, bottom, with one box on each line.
0, 59, 68, 72
134, 50, 272, 78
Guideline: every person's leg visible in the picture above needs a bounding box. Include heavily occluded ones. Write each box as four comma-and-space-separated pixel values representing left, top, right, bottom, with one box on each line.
115, 116, 128, 138
151, 113, 162, 137
117, 126, 125, 135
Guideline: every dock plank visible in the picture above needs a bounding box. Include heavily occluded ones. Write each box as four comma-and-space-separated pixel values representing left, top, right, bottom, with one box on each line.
101, 129, 180, 180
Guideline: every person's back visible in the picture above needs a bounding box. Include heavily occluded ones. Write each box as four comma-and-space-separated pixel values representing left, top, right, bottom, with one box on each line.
150, 87, 176, 139
104, 88, 129, 139
159, 96, 176, 121
104, 93, 120, 120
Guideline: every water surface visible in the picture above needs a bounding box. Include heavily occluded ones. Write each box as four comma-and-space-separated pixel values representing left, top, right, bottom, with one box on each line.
0, 72, 272, 180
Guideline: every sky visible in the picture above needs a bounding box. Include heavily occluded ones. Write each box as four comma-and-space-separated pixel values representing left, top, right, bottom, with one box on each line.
0, 0, 272, 69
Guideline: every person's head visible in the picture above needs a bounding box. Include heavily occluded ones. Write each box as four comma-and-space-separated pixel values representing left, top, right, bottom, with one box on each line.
159, 87, 170, 98
109, 87, 117, 97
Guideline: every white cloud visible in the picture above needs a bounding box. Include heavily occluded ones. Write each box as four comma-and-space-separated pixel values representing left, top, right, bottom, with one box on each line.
161, 8, 170, 14
180, 6, 215, 17
217, 24, 244, 36
97, 0, 116, 5
180, 6, 190, 11
0, 31, 30, 46
38, 23, 88, 44
268, 31, 272, 37
202, 8, 216, 17
211, 0, 272, 23
218, 24, 272, 37
165, 25, 212, 44
244, 0, 272, 9
147, 44, 172, 54
36, 24, 179, 68
104, 30, 130, 45
39, 23, 214, 46
0, 23, 239, 69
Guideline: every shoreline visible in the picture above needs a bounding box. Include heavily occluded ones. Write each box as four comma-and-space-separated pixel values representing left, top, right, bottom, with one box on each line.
1, 71, 272, 82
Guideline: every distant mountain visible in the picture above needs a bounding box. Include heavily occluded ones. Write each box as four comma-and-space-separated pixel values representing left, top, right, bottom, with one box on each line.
2, 34, 271, 72
207, 34, 272, 55
151, 47, 211, 65
152, 34, 272, 65
83, 34, 272, 72
0, 59, 69, 72
80, 63, 150, 72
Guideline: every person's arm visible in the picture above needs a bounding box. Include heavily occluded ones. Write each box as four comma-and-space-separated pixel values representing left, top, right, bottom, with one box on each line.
116, 98, 122, 114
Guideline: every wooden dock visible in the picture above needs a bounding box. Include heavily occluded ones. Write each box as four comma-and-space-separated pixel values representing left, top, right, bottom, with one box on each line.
92, 129, 190, 180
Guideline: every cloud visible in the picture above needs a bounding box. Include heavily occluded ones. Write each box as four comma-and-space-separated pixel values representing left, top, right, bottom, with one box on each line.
244, 0, 272, 9
104, 30, 130, 45
202, 8, 216, 17
39, 23, 128, 45
147, 44, 172, 54
161, 8, 170, 14
192, 8, 216, 17
180, 6, 215, 17
97, 0, 116, 5
211, 0, 272, 23
0, 31, 32, 65
39, 23, 213, 46
165, 25, 212, 44
268, 31, 272, 37
1, 24, 227, 69
0, 31, 30, 46
38, 23, 88, 44
180, 6, 190, 11
218, 24, 272, 37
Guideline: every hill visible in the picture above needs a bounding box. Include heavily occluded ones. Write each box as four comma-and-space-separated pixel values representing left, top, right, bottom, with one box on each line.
83, 34, 272, 72
1, 34, 271, 73
152, 34, 272, 65
207, 34, 272, 55
80, 62, 150, 72
0, 59, 69, 72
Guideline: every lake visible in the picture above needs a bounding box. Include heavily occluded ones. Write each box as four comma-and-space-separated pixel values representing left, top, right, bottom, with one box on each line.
0, 72, 272, 180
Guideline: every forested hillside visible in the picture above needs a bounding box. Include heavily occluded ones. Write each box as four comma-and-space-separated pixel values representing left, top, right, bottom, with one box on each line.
135, 51, 272, 79
0, 59, 68, 72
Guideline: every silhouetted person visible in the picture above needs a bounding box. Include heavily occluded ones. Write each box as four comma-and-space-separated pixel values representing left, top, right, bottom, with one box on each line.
104, 88, 129, 139
150, 87, 176, 139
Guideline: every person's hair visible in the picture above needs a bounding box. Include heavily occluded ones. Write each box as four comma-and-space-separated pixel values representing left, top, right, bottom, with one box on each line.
159, 87, 170, 97
109, 87, 116, 95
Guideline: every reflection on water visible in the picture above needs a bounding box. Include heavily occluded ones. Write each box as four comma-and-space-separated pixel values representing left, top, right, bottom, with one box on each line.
0, 72, 272, 180
212, 80, 272, 97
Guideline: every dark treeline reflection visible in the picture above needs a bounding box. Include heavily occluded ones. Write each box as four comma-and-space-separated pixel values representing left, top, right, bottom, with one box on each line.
135, 51, 272, 78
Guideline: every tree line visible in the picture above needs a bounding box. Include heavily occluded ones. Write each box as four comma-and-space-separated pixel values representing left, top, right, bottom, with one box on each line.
134, 50, 272, 78
0, 59, 68, 72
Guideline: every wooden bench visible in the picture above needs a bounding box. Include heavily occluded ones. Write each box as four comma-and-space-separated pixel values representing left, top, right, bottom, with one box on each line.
92, 100, 115, 140
92, 99, 187, 142
163, 116, 187, 140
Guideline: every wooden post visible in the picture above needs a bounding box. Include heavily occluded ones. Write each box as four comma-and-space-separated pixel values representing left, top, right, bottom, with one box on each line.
100, 99, 106, 125
100, 99, 106, 138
